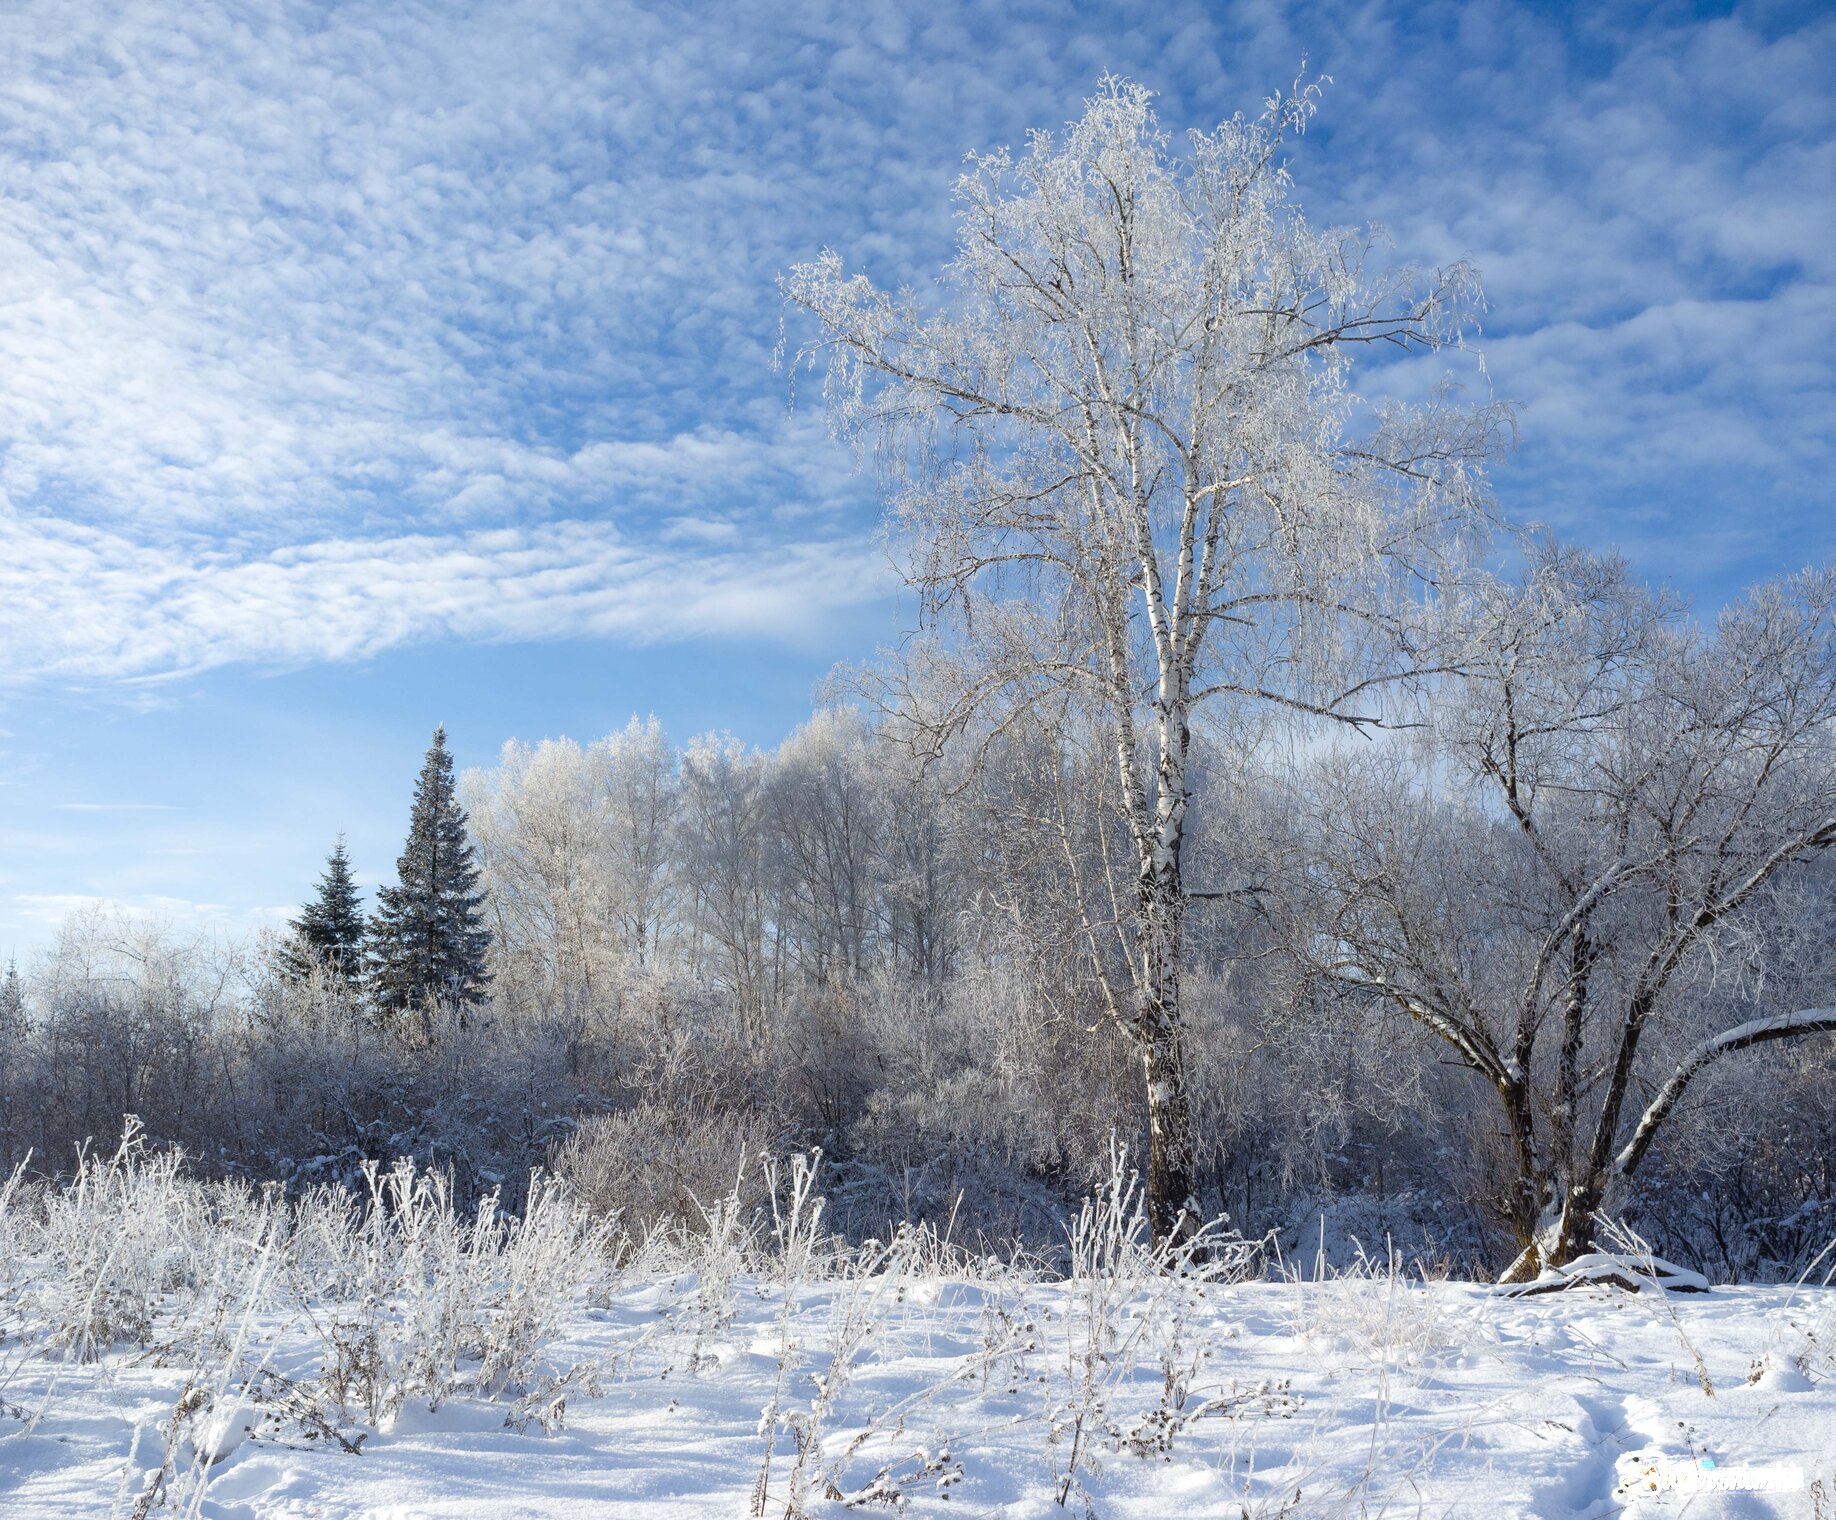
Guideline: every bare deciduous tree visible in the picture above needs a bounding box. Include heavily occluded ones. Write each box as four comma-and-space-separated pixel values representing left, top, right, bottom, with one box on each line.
465, 736, 609, 1006
593, 716, 680, 968
769, 709, 885, 984
680, 732, 777, 1044
1300, 549, 1836, 1276
784, 77, 1500, 1237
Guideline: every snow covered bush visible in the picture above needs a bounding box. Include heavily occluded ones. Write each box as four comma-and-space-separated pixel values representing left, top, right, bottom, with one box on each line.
552, 1100, 774, 1243
287, 1157, 612, 1429
0, 1123, 618, 1456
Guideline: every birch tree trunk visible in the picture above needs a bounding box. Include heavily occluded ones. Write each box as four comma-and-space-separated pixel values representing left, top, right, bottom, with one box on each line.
1138, 856, 1195, 1238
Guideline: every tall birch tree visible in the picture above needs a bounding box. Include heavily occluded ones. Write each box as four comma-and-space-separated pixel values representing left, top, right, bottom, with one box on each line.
783, 78, 1500, 1238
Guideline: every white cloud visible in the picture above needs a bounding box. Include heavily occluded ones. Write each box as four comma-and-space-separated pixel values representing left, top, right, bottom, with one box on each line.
55, 803, 180, 813
0, 0, 922, 679
0, 0, 1828, 687
0, 892, 290, 943
1306, 2, 1836, 577
0, 511, 893, 680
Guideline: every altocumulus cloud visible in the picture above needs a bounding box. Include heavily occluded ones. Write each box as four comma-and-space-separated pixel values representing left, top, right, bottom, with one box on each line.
0, 515, 889, 679
0, 0, 1831, 683
0, 0, 935, 679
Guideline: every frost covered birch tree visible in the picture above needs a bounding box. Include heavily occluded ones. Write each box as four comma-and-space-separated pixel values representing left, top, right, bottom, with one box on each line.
680, 733, 776, 1044
464, 737, 607, 1005
769, 709, 884, 984
783, 78, 1500, 1238
593, 716, 679, 967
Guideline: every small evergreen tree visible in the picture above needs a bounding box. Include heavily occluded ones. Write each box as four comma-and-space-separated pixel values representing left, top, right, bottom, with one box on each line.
281, 836, 367, 983
366, 725, 491, 1031
0, 956, 24, 1036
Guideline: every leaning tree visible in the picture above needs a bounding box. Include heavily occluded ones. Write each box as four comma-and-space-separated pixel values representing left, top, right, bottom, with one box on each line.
1298, 549, 1836, 1277
783, 77, 1503, 1238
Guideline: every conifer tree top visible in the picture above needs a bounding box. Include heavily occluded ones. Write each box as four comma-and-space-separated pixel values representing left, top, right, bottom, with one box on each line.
284, 832, 367, 982
366, 724, 491, 1016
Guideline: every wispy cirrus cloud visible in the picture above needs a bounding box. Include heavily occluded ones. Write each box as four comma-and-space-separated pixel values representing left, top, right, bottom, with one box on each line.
55, 803, 179, 813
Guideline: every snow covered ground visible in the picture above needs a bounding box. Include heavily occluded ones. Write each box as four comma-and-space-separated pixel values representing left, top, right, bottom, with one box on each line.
2, 1143, 1833, 1518
5, 1268, 1834, 1517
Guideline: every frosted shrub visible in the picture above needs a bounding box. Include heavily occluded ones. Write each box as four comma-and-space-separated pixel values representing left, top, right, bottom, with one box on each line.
155, 1179, 286, 1366
1047, 1142, 1262, 1506
290, 1157, 612, 1430
0, 1159, 32, 1421
0, 1158, 29, 1315
764, 1150, 838, 1287
479, 1173, 612, 1397
1770, 1237, 1836, 1383
31, 1122, 209, 1361
683, 1184, 757, 1361
753, 1220, 974, 1517
280, 1183, 370, 1301
1283, 1239, 1467, 1371
121, 1225, 288, 1520
552, 1100, 773, 1240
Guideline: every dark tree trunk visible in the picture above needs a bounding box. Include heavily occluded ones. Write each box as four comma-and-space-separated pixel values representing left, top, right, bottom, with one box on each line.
1499, 1076, 1544, 1273
1142, 1017, 1197, 1244
1138, 859, 1197, 1244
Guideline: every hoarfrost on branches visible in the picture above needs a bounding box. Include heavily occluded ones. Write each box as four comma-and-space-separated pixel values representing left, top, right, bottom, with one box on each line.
783, 75, 1506, 1238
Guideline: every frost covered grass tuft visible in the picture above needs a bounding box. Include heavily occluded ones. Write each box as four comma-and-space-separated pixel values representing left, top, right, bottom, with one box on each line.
281, 1157, 614, 1433
1043, 1140, 1264, 1506
1281, 1233, 1474, 1372
31, 1122, 200, 1361
1, 1124, 613, 1454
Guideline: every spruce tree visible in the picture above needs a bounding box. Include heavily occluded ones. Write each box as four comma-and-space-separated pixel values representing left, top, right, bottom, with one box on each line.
0, 956, 24, 1037
281, 836, 367, 983
366, 725, 491, 1029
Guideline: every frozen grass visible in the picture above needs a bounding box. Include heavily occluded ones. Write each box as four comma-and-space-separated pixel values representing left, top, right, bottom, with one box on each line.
1, 1128, 1834, 1517
1281, 1233, 1473, 1373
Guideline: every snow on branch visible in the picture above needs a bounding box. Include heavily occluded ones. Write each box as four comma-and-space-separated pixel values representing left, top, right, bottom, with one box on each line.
1615, 1006, 1836, 1178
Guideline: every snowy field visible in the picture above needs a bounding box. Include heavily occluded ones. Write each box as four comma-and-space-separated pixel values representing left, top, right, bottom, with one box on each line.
2, 1146, 1834, 1518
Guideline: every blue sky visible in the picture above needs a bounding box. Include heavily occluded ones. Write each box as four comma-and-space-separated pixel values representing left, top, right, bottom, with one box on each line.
1, 0, 1832, 955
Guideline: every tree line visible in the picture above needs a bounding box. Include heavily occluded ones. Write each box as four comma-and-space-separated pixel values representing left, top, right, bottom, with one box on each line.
242, 581, 1836, 1283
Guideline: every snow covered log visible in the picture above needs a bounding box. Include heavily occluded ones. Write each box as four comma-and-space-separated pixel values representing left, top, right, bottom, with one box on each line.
1502, 1251, 1711, 1297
